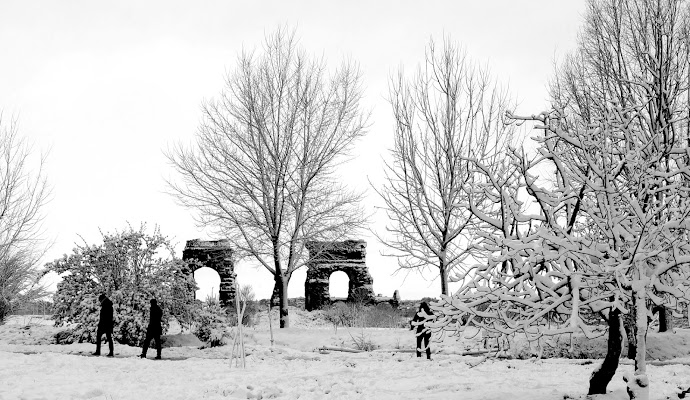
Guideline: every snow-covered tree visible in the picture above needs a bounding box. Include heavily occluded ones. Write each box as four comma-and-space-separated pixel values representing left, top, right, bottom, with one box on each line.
430, 1, 690, 399
430, 101, 690, 399
550, 0, 690, 339
46, 225, 198, 346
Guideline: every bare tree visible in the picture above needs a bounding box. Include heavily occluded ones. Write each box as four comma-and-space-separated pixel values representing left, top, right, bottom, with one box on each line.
0, 116, 50, 323
167, 27, 369, 328
374, 38, 514, 295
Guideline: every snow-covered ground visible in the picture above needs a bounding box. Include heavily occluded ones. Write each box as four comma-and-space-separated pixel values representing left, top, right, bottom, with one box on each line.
1, 312, 689, 400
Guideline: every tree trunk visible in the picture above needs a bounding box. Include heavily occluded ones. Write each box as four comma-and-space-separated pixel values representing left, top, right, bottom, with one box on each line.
624, 304, 637, 359
656, 305, 673, 333
271, 273, 290, 328
438, 249, 450, 296
270, 276, 280, 308
588, 307, 622, 395
625, 282, 649, 400
439, 262, 447, 296
279, 275, 289, 328
269, 236, 289, 328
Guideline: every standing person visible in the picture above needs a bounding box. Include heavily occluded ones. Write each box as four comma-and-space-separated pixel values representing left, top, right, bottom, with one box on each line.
93, 294, 114, 357
140, 298, 162, 359
410, 301, 434, 359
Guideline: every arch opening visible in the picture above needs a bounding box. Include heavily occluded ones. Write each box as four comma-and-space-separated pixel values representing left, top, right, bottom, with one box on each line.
329, 270, 349, 300
193, 266, 221, 303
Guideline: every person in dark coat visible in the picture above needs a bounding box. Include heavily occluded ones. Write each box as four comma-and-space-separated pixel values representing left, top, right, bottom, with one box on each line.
410, 301, 434, 359
140, 298, 162, 359
93, 294, 114, 357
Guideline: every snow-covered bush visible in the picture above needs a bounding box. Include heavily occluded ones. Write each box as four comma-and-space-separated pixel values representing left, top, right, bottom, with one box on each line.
193, 299, 229, 347
53, 329, 74, 345
46, 225, 198, 346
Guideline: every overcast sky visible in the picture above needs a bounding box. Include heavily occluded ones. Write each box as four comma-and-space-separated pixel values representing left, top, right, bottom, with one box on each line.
0, 0, 586, 301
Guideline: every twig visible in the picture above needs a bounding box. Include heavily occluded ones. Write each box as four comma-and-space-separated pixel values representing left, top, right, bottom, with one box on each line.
317, 346, 501, 356
371, 348, 500, 356
318, 346, 364, 353
620, 359, 690, 367
268, 305, 274, 347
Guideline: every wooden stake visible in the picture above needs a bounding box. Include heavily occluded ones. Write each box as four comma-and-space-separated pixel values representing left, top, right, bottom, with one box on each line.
228, 329, 239, 367
268, 305, 274, 347
234, 281, 247, 368
228, 301, 248, 368
235, 282, 243, 368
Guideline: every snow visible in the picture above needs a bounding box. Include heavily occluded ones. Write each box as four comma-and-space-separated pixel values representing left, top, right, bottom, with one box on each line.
1, 314, 689, 400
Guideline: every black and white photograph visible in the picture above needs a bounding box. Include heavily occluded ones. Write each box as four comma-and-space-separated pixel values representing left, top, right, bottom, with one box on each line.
1, 1, 690, 399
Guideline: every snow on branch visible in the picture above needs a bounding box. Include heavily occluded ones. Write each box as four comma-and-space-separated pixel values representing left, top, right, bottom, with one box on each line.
430, 103, 690, 347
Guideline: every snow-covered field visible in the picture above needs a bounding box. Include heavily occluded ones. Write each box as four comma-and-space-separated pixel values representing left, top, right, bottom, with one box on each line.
2, 311, 689, 400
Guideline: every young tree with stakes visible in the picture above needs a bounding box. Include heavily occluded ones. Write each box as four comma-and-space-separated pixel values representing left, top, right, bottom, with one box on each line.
167, 27, 369, 328
375, 38, 514, 295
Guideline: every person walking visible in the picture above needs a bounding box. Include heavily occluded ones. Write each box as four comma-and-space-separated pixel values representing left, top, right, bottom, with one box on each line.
140, 298, 162, 359
93, 294, 114, 357
410, 301, 434, 359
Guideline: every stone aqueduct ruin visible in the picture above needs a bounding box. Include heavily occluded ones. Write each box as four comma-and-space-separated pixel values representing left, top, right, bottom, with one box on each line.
182, 239, 236, 307
304, 240, 374, 311
182, 238, 397, 309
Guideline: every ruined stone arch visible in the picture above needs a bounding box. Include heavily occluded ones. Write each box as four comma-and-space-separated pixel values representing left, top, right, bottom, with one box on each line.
304, 240, 375, 311
182, 239, 236, 307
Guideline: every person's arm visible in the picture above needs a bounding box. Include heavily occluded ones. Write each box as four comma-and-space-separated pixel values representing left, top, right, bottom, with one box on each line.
410, 313, 420, 330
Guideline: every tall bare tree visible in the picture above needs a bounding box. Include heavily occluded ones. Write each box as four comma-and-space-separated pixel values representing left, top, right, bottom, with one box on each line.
0, 116, 50, 323
374, 38, 514, 295
167, 27, 369, 328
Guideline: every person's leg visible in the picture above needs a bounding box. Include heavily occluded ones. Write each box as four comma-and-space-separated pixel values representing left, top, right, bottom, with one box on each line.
106, 331, 114, 356
155, 333, 162, 359
141, 330, 152, 357
415, 332, 423, 357
94, 328, 102, 355
424, 333, 431, 359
